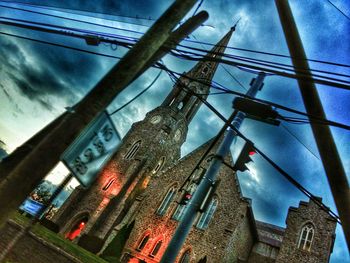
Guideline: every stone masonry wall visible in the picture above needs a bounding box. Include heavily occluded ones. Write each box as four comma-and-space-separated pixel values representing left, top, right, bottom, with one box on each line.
51, 106, 186, 240
223, 206, 255, 263
276, 200, 336, 263
121, 138, 252, 263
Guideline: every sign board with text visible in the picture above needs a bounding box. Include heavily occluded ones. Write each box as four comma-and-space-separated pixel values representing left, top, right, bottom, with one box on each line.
19, 198, 45, 217
61, 111, 121, 187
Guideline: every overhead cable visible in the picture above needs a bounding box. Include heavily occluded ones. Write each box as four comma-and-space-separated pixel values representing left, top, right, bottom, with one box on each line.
2, 2, 349, 69
109, 69, 163, 115
1, 29, 349, 132
166, 67, 341, 223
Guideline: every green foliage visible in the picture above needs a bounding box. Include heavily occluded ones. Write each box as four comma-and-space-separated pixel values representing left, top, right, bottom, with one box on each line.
101, 221, 135, 263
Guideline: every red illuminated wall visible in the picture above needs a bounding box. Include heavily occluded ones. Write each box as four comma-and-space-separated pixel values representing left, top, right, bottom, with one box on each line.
126, 221, 184, 263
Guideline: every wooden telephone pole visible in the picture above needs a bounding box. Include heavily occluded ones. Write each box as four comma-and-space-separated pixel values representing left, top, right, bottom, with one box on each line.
0, 0, 207, 226
275, 0, 350, 250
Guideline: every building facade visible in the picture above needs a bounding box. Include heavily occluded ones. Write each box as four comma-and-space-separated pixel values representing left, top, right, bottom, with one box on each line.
119, 138, 336, 263
51, 26, 236, 253
51, 25, 337, 262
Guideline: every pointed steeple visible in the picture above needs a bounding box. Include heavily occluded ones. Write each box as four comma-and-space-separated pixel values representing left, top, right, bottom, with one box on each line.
162, 26, 236, 122
186, 25, 236, 83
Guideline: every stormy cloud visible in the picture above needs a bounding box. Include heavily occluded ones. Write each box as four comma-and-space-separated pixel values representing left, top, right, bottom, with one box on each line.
0, 0, 349, 261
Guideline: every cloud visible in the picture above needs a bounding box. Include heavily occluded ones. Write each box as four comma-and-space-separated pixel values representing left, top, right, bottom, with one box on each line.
0, 38, 77, 105
0, 1, 348, 261
0, 83, 24, 114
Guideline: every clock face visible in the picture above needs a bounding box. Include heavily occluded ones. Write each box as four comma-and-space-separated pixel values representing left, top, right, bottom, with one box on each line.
150, 115, 162, 124
174, 129, 182, 141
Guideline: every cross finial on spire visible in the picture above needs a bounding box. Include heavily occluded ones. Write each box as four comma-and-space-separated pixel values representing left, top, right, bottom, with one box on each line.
231, 17, 241, 31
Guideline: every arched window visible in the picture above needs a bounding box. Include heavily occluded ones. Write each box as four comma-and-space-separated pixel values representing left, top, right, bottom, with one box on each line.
137, 233, 150, 251
298, 223, 314, 251
152, 157, 165, 175
150, 240, 162, 257
173, 183, 197, 221
102, 178, 116, 191
196, 198, 218, 229
172, 204, 186, 221
179, 249, 191, 263
157, 186, 176, 216
125, 140, 141, 160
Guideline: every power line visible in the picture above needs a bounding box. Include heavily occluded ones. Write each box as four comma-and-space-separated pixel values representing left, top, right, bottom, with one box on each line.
179, 42, 350, 79
0, 26, 343, 223
326, 0, 350, 21
109, 69, 163, 115
166, 68, 341, 223
281, 124, 320, 160
0, 4, 147, 36
195, 89, 341, 223
3, 13, 348, 86
0, 16, 137, 47
191, 0, 204, 17
278, 114, 350, 131
183, 38, 350, 68
163, 67, 350, 131
5, 13, 349, 89
212, 60, 322, 161
175, 51, 350, 89
0, 0, 158, 23
7, 12, 348, 82
2, 29, 350, 132
0, 30, 124, 59
190, 33, 248, 93
5, 12, 348, 90
2, 1, 350, 69
169, 48, 350, 88
220, 65, 247, 92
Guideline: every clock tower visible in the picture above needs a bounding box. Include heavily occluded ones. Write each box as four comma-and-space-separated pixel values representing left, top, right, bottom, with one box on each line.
51, 26, 236, 253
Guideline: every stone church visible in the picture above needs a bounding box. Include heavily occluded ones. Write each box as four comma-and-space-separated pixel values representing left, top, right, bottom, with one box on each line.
50, 26, 337, 263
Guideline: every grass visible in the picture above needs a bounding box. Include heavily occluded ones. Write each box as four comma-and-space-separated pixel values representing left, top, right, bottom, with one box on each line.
12, 213, 108, 263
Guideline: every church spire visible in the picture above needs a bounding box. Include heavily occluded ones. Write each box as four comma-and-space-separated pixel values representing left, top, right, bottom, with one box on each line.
162, 26, 236, 122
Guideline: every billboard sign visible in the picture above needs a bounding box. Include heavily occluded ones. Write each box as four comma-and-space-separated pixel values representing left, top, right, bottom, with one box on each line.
61, 111, 121, 187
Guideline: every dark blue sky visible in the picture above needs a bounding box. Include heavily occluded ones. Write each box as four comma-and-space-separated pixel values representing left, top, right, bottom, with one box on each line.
0, 0, 349, 261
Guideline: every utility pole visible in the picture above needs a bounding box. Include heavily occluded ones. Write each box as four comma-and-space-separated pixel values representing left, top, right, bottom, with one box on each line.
275, 0, 350, 249
160, 72, 266, 263
0, 0, 206, 226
